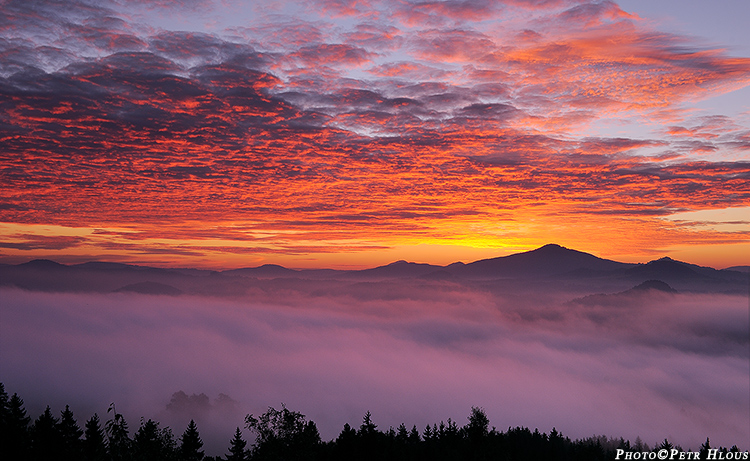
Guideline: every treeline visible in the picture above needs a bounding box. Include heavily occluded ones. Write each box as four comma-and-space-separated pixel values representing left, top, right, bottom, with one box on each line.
1, 383, 743, 460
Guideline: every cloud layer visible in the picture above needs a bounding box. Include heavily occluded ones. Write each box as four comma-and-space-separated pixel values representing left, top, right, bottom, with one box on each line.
1, 284, 747, 454
0, 0, 749, 266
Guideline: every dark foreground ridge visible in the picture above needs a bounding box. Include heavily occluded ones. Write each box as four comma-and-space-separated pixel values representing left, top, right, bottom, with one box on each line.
1, 383, 741, 461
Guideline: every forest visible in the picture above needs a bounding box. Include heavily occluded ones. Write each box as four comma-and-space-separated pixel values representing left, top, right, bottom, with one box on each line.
1, 383, 744, 461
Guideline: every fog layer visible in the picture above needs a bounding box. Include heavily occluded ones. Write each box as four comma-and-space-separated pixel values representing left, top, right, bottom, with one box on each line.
1, 283, 747, 453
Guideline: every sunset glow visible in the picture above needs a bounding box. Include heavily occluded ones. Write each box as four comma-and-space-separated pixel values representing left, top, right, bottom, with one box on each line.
1, 0, 749, 269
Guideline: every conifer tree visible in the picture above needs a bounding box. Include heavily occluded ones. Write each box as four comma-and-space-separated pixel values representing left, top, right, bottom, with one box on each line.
408, 425, 420, 444
423, 424, 433, 442
7, 393, 31, 459
30, 406, 63, 461
226, 427, 248, 461
83, 414, 108, 461
359, 411, 377, 436
396, 423, 408, 444
700, 438, 712, 460
0, 384, 10, 453
134, 418, 177, 461
59, 405, 83, 461
180, 419, 205, 461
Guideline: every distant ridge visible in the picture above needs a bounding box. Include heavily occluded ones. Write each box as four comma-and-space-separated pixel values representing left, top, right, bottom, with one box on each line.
626, 279, 677, 293
725, 265, 749, 273
19, 259, 67, 269
624, 257, 704, 280
223, 264, 299, 278
1, 244, 744, 295
570, 279, 677, 306
352, 260, 443, 279
451, 243, 630, 278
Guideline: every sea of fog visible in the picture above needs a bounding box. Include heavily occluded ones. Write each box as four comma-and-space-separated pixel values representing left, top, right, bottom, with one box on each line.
1, 285, 748, 454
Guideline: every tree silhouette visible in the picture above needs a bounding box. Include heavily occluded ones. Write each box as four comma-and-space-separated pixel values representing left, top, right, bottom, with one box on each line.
83, 414, 108, 461
226, 427, 248, 461
700, 438, 711, 460
0, 383, 746, 461
332, 422, 357, 460
133, 418, 177, 461
30, 406, 63, 461
465, 406, 490, 441
105, 403, 131, 461
59, 405, 83, 461
0, 384, 10, 456
180, 419, 205, 461
6, 393, 31, 459
246, 404, 321, 461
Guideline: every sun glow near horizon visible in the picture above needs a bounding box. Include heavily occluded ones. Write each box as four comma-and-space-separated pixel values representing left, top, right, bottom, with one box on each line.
1, 0, 749, 270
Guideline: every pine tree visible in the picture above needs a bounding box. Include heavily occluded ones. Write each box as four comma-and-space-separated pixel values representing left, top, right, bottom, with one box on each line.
180, 419, 205, 461
226, 427, 248, 461
30, 406, 63, 461
83, 414, 108, 461
359, 411, 377, 436
423, 424, 433, 442
7, 393, 31, 459
0, 384, 10, 454
396, 423, 408, 444
700, 438, 711, 460
658, 438, 674, 451
59, 405, 83, 461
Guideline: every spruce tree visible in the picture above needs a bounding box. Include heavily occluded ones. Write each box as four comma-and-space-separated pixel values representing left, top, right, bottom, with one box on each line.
30, 406, 63, 461
133, 418, 177, 460
83, 414, 108, 461
7, 393, 31, 459
180, 419, 205, 461
0, 384, 10, 454
59, 405, 83, 461
226, 427, 248, 461
700, 438, 711, 460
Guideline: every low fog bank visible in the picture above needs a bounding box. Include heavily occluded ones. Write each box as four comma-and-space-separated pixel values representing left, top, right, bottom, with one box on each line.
1, 284, 748, 454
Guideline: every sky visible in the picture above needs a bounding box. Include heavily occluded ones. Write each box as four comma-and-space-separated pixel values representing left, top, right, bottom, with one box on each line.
1, 0, 749, 269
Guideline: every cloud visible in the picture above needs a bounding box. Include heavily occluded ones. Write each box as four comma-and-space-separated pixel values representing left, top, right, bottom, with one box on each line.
0, 234, 88, 250
1, 0, 749, 263
410, 28, 497, 62
289, 43, 373, 68
554, 1, 637, 28
0, 282, 747, 455
390, 0, 502, 27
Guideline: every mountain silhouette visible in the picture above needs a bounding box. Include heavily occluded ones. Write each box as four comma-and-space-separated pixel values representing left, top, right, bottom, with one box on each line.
624, 257, 704, 280
1, 244, 744, 295
570, 280, 677, 306
223, 264, 299, 278
351, 260, 443, 279
18, 259, 68, 270
451, 244, 630, 279
625, 279, 677, 293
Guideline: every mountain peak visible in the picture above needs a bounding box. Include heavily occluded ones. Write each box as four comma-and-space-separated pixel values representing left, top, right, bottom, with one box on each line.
457, 243, 628, 278
629, 279, 677, 293
388, 260, 410, 266
19, 259, 66, 269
